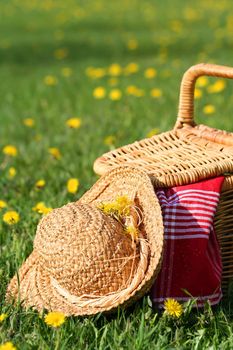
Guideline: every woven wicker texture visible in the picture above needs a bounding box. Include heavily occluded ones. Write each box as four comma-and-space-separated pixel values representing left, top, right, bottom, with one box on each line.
7, 166, 164, 316
93, 63, 233, 294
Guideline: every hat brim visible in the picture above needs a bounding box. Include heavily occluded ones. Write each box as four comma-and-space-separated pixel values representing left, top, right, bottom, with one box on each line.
7, 166, 164, 316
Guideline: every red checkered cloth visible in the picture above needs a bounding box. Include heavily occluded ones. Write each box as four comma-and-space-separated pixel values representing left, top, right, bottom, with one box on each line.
151, 176, 224, 307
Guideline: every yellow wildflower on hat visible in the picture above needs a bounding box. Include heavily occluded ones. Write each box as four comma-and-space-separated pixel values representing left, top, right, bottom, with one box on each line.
2, 145, 18, 157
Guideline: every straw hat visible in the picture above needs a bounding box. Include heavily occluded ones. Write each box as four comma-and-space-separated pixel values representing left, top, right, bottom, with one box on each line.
6, 166, 164, 316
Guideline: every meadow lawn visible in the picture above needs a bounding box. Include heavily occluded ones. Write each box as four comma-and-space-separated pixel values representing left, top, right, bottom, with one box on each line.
1, 0, 233, 349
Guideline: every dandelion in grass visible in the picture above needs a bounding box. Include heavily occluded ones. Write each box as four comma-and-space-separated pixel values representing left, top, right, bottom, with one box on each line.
2, 145, 18, 157
146, 128, 160, 138
0, 342, 16, 350
109, 89, 122, 101
44, 311, 66, 328
8, 167, 16, 179
0, 200, 7, 210
127, 38, 138, 50
43, 75, 58, 86
207, 79, 226, 93
196, 76, 208, 87
23, 118, 35, 127
67, 178, 79, 194
164, 298, 183, 318
126, 85, 138, 95
54, 48, 68, 60
3, 211, 20, 225
144, 68, 157, 79
93, 86, 106, 99
35, 179, 46, 189
124, 62, 139, 75
203, 104, 215, 114
150, 88, 162, 98
194, 88, 202, 99
0, 313, 7, 322
108, 63, 122, 76
66, 118, 81, 129
33, 202, 52, 215
61, 67, 72, 77
104, 135, 116, 146
48, 147, 61, 160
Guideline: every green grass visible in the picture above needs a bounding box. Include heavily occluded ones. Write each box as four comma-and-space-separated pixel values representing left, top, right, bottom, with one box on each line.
1, 0, 233, 348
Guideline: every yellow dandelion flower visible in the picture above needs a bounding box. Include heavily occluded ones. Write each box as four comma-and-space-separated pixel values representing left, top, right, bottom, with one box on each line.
54, 48, 68, 60
23, 118, 35, 127
48, 147, 61, 160
0, 200, 7, 210
109, 89, 122, 101
32, 202, 52, 215
127, 39, 138, 50
196, 76, 208, 87
66, 118, 81, 129
134, 88, 144, 97
44, 311, 66, 328
104, 135, 116, 146
164, 299, 183, 318
3, 211, 20, 225
124, 62, 139, 75
115, 195, 133, 216
125, 225, 138, 240
43, 75, 58, 86
8, 167, 16, 179
0, 313, 7, 322
203, 104, 215, 114
67, 178, 79, 194
144, 68, 157, 79
108, 63, 122, 76
2, 145, 18, 157
93, 86, 106, 99
61, 67, 72, 77
207, 79, 226, 93
194, 88, 202, 99
150, 88, 162, 98
146, 128, 160, 138
35, 179, 46, 189
126, 85, 138, 95
92, 68, 106, 79
0, 342, 16, 350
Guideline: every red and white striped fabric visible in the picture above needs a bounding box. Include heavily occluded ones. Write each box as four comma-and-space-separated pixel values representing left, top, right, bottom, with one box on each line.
151, 176, 224, 308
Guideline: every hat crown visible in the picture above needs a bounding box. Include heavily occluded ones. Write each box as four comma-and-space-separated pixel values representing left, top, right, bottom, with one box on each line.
34, 202, 139, 296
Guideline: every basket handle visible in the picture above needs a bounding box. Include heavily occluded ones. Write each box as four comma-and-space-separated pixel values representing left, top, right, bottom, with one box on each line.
175, 63, 233, 129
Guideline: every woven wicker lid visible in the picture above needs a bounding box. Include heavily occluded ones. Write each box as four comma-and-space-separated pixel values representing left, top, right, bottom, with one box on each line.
6, 166, 164, 316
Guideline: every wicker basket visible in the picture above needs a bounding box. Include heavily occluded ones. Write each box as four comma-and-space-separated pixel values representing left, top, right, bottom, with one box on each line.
94, 63, 233, 295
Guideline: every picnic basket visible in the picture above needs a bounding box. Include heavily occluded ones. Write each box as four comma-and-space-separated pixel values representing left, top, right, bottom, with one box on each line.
93, 63, 233, 295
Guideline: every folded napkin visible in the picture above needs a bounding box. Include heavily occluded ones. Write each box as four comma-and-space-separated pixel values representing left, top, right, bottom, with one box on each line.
151, 176, 224, 307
